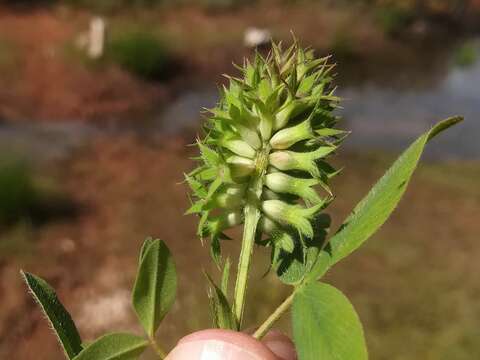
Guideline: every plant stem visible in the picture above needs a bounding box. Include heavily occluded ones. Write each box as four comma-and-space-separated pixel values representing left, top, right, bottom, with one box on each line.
233, 146, 269, 328
253, 291, 296, 340
150, 337, 167, 359
233, 190, 261, 328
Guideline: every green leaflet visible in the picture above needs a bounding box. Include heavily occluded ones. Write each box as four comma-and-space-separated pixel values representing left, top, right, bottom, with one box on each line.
72, 333, 148, 360
139, 236, 155, 262
21, 271, 83, 359
293, 282, 368, 360
132, 239, 177, 337
205, 272, 238, 330
307, 116, 463, 282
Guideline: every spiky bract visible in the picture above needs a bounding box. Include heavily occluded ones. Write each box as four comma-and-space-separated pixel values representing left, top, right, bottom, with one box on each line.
187, 40, 346, 264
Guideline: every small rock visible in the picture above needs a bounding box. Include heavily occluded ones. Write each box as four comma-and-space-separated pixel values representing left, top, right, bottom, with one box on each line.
60, 238, 76, 253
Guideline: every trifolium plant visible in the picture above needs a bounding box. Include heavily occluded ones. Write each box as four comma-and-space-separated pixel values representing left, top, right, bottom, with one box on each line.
21, 39, 462, 360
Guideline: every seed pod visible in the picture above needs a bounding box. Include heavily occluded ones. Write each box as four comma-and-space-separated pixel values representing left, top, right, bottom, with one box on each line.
269, 146, 335, 177
206, 210, 243, 235
258, 217, 295, 253
220, 138, 257, 159
206, 191, 244, 210
270, 119, 313, 150
225, 184, 248, 195
262, 188, 283, 201
274, 99, 310, 130
258, 216, 279, 234
261, 200, 323, 238
262, 188, 299, 204
234, 123, 262, 150
227, 156, 255, 178
265, 172, 321, 204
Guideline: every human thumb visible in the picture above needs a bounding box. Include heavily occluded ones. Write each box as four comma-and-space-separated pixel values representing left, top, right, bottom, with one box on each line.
165, 329, 296, 360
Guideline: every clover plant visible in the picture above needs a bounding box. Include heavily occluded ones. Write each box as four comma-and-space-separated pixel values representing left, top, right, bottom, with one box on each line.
22, 39, 462, 360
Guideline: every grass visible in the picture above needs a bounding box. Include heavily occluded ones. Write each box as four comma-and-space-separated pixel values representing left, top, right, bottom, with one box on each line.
63, 0, 166, 12
454, 41, 478, 68
0, 159, 39, 225
61, 0, 252, 12
0, 157, 78, 227
200, 0, 254, 10
105, 30, 173, 81
330, 29, 357, 61
375, 5, 414, 36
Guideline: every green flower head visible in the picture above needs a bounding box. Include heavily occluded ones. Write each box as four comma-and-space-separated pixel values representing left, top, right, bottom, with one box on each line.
186, 40, 346, 263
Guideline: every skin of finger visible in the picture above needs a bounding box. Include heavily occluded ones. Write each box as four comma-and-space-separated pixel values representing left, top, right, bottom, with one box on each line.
165, 329, 295, 360
262, 330, 297, 360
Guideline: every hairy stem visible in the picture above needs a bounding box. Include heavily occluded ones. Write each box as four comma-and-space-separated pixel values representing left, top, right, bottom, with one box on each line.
233, 146, 270, 328
253, 291, 296, 340
234, 202, 260, 328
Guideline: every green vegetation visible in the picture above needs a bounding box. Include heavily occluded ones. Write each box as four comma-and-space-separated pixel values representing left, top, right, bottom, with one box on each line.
375, 5, 414, 36
60, 0, 251, 12
0, 159, 39, 225
63, 0, 165, 12
200, 0, 254, 10
454, 41, 478, 68
0, 157, 77, 227
105, 30, 173, 80
330, 30, 356, 60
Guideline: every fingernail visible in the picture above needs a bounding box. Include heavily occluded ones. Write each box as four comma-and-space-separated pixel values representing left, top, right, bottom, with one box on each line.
166, 329, 279, 360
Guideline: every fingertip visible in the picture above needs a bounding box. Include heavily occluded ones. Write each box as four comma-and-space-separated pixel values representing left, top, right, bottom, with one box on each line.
262, 330, 297, 360
166, 329, 279, 360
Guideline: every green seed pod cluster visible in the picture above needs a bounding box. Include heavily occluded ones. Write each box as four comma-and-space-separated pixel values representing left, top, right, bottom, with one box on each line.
187, 40, 347, 263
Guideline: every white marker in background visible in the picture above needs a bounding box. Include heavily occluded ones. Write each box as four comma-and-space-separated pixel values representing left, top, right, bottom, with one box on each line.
88, 17, 106, 59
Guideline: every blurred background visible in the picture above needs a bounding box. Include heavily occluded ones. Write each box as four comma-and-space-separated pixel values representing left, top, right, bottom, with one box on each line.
0, 0, 479, 359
